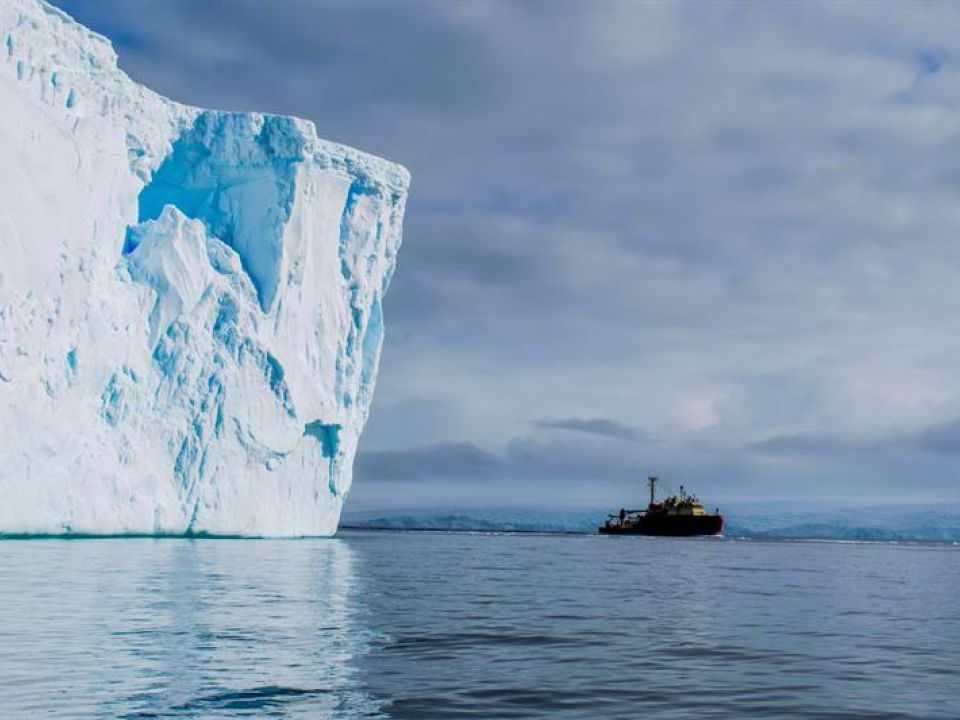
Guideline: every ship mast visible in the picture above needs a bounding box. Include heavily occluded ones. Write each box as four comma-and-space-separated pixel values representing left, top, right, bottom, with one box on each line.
648, 476, 658, 506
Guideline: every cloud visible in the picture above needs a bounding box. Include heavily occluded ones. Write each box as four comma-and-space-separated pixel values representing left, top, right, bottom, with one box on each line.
746, 433, 874, 457
355, 429, 752, 492
914, 418, 960, 455
355, 442, 504, 482
748, 415, 960, 458
532, 417, 651, 444
355, 429, 659, 486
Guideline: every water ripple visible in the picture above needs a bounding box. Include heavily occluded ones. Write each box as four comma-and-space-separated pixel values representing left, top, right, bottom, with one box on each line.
1, 533, 958, 719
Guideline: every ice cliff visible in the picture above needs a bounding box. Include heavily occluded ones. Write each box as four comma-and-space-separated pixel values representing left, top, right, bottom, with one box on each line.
0, 1, 408, 535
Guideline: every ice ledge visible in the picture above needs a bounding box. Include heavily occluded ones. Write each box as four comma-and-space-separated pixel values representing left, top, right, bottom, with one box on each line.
6, 0, 409, 193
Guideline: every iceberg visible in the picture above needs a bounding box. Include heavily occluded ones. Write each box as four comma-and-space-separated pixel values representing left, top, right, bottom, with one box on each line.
0, 1, 409, 536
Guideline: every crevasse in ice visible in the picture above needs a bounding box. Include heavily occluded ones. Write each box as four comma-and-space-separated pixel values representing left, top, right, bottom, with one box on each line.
0, 0, 409, 536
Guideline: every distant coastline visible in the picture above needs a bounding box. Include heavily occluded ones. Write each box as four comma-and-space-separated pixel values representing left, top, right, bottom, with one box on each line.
340, 506, 960, 543
340, 524, 960, 544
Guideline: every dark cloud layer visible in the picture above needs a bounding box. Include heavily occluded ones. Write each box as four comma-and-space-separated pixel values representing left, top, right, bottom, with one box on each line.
747, 434, 875, 457
357, 442, 504, 482
53, 0, 960, 507
749, 415, 960, 459
917, 418, 960, 455
532, 417, 650, 444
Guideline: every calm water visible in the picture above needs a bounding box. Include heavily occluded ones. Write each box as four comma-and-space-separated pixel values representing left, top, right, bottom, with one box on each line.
1, 532, 958, 719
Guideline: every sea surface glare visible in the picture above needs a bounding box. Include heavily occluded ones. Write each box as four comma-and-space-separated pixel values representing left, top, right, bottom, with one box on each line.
0, 532, 958, 719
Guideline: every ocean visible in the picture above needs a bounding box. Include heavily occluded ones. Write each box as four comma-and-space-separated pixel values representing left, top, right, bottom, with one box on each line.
1, 531, 958, 719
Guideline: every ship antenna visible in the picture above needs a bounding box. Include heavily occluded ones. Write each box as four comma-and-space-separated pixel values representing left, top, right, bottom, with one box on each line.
648, 476, 657, 506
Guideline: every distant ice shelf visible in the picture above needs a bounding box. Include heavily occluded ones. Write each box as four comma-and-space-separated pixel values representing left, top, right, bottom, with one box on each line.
0, 0, 408, 536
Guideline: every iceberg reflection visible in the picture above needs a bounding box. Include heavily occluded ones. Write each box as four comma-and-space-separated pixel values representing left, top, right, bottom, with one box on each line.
0, 538, 380, 719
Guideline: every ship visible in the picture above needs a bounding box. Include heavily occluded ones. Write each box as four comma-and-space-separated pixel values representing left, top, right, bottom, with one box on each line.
599, 476, 724, 537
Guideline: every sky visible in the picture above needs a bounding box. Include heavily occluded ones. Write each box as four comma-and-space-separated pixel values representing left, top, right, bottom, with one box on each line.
54, 0, 960, 511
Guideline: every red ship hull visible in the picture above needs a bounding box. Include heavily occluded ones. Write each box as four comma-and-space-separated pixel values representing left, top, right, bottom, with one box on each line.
599, 513, 724, 537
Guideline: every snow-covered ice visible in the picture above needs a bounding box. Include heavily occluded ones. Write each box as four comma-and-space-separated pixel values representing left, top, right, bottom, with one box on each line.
0, 0, 409, 536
